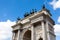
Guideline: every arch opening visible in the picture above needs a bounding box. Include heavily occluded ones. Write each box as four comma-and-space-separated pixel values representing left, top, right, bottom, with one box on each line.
39, 37, 43, 40
23, 30, 31, 40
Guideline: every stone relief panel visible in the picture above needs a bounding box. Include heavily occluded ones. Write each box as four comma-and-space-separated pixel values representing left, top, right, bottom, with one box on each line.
35, 24, 42, 34
23, 24, 31, 29
34, 24, 43, 40
31, 16, 43, 24
13, 25, 20, 30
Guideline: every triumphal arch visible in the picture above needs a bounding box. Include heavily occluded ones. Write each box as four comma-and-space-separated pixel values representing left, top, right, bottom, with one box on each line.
11, 6, 56, 40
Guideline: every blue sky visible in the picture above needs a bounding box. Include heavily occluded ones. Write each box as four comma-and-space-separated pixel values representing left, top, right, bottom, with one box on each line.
0, 0, 59, 23
0, 0, 60, 40
0, 0, 54, 21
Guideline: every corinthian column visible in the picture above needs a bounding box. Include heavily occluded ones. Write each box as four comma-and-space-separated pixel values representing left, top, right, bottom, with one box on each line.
31, 25, 34, 40
12, 32, 15, 40
46, 21, 50, 40
17, 29, 20, 40
41, 21, 47, 40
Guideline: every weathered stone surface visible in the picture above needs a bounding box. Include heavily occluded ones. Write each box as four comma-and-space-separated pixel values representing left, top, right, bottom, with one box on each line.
11, 8, 56, 40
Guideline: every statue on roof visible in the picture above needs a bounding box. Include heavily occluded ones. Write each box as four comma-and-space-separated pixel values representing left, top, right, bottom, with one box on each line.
24, 12, 30, 17
30, 9, 37, 14
42, 4, 52, 16
17, 17, 21, 21
43, 4, 45, 9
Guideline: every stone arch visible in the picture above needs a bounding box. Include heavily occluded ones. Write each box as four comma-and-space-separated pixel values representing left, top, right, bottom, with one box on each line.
23, 30, 31, 40
39, 37, 43, 40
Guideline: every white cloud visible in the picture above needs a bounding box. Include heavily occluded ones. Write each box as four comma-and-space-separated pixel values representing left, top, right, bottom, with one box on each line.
54, 24, 60, 36
58, 16, 60, 23
54, 16, 60, 36
49, 0, 60, 10
0, 20, 16, 40
0, 19, 60, 40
